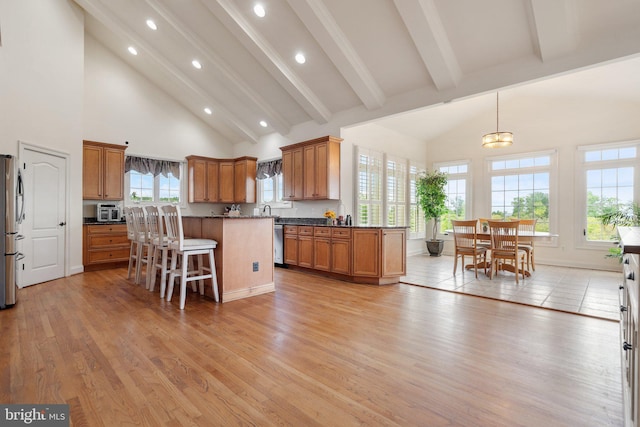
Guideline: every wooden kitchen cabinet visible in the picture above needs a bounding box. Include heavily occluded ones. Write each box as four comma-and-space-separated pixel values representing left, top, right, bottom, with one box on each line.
331, 227, 352, 275
352, 229, 380, 277
281, 148, 303, 201
186, 156, 219, 203
382, 229, 407, 276
283, 225, 299, 265
83, 224, 129, 271
234, 157, 257, 203
186, 155, 257, 204
297, 226, 314, 268
83, 140, 126, 200
313, 227, 332, 271
280, 135, 341, 201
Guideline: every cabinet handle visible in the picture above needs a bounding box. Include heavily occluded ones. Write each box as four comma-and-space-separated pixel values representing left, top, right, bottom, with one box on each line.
620, 285, 625, 290
624, 258, 630, 264
623, 342, 633, 351
620, 305, 628, 312
628, 272, 635, 281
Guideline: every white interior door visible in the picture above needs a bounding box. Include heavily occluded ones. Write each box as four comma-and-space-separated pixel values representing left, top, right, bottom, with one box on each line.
19, 148, 67, 287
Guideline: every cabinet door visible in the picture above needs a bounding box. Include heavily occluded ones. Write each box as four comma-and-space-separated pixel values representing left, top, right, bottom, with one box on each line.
382, 229, 406, 276
331, 238, 351, 275
303, 144, 317, 199
188, 158, 207, 202
83, 145, 103, 199
313, 143, 328, 199
102, 147, 125, 200
352, 229, 380, 277
298, 236, 314, 268
234, 159, 256, 203
219, 161, 235, 203
282, 148, 303, 200
313, 237, 331, 271
284, 234, 298, 265
206, 160, 219, 202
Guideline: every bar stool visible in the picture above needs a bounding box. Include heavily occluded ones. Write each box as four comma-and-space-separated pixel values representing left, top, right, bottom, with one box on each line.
161, 205, 219, 309
144, 205, 171, 296
130, 206, 152, 286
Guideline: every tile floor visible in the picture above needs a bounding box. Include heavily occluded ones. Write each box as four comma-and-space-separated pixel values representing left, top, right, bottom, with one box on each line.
401, 254, 622, 321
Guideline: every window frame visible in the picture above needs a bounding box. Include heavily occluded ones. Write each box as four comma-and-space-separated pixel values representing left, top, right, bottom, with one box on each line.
434, 160, 471, 237
576, 139, 639, 250
484, 149, 557, 245
257, 173, 291, 209
124, 159, 186, 207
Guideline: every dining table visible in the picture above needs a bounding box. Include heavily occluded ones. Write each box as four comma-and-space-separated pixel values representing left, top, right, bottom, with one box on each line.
445, 229, 557, 277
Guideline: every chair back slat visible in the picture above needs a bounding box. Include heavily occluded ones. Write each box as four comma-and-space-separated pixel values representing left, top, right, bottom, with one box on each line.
161, 205, 184, 250
124, 207, 136, 240
145, 205, 165, 245
130, 206, 149, 243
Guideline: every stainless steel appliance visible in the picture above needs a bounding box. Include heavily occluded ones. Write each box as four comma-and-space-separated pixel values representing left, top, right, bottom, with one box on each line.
1, 155, 24, 309
274, 223, 284, 266
97, 203, 121, 222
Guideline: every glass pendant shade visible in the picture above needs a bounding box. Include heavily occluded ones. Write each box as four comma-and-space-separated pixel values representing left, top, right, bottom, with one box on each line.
482, 92, 513, 148
482, 131, 513, 148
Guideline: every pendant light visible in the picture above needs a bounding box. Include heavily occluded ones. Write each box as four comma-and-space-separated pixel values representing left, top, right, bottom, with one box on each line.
482, 92, 513, 148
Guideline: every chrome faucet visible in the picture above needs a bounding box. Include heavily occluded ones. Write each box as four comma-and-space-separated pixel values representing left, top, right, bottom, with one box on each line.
263, 205, 271, 216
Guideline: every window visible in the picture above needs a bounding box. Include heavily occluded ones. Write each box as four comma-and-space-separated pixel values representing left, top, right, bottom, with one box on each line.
487, 151, 555, 232
386, 156, 407, 227
436, 161, 470, 232
125, 156, 183, 204
579, 142, 638, 242
256, 159, 289, 208
356, 147, 383, 226
355, 146, 424, 236
409, 163, 426, 236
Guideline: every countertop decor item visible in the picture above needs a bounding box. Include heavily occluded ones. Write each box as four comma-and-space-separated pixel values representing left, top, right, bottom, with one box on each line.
324, 209, 336, 225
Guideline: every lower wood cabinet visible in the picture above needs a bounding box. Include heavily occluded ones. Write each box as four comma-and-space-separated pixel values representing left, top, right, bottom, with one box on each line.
83, 224, 130, 271
282, 225, 405, 284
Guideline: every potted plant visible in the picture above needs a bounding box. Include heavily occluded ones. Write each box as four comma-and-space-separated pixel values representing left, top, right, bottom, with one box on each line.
416, 170, 448, 256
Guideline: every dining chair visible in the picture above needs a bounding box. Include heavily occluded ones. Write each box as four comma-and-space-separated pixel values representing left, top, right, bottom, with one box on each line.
487, 220, 527, 283
451, 219, 487, 278
517, 219, 537, 272
130, 206, 153, 286
161, 205, 219, 309
144, 205, 171, 296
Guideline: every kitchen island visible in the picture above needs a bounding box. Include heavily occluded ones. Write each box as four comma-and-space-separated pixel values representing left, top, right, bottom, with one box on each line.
182, 215, 274, 303
280, 220, 407, 285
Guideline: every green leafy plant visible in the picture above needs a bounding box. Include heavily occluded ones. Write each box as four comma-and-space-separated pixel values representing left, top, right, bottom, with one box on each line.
416, 170, 448, 241
596, 202, 640, 261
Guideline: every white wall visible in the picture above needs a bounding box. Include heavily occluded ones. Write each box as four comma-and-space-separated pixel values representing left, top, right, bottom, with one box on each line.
0, 0, 85, 275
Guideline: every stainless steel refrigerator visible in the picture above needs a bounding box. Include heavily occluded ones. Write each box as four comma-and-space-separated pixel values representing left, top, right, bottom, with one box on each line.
1, 155, 24, 309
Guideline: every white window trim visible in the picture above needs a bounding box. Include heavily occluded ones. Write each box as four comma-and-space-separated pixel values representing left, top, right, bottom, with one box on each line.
484, 149, 558, 247
257, 174, 292, 209
433, 159, 472, 239
575, 139, 639, 250
124, 159, 187, 208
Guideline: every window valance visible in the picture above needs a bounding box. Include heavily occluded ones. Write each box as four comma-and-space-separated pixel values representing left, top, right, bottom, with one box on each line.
125, 155, 180, 179
256, 159, 282, 180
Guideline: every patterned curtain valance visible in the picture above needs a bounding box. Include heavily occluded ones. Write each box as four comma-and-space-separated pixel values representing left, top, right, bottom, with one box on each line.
125, 155, 181, 179
256, 159, 282, 180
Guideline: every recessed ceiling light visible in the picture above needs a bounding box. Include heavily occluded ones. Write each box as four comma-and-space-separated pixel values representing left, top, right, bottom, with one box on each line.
127, 46, 138, 56
254, 4, 266, 18
259, 120, 268, 128
204, 107, 212, 115
146, 19, 157, 30
192, 60, 202, 69
295, 53, 306, 64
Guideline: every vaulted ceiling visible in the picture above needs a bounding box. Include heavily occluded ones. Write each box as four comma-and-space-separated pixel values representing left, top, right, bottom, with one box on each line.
74, 0, 640, 144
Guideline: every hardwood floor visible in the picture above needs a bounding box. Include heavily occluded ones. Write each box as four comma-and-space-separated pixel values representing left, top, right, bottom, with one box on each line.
0, 267, 623, 426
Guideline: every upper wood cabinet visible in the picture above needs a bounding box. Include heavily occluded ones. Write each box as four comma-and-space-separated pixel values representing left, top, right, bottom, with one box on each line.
186, 156, 219, 203
186, 155, 256, 204
280, 135, 342, 201
234, 157, 257, 204
83, 140, 127, 200
281, 148, 303, 201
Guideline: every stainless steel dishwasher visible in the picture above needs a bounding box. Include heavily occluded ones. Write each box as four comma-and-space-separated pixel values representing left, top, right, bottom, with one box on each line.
274, 223, 284, 266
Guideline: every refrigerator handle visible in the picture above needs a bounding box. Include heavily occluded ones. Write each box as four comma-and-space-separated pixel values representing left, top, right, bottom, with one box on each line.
17, 168, 25, 224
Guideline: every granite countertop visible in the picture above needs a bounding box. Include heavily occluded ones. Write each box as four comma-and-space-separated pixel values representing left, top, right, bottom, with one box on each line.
184, 215, 276, 219
275, 217, 407, 229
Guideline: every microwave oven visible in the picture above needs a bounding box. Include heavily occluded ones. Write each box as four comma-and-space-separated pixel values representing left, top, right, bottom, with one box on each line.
97, 203, 121, 222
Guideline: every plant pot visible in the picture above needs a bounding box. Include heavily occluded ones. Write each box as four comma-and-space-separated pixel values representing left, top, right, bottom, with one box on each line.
426, 239, 444, 257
